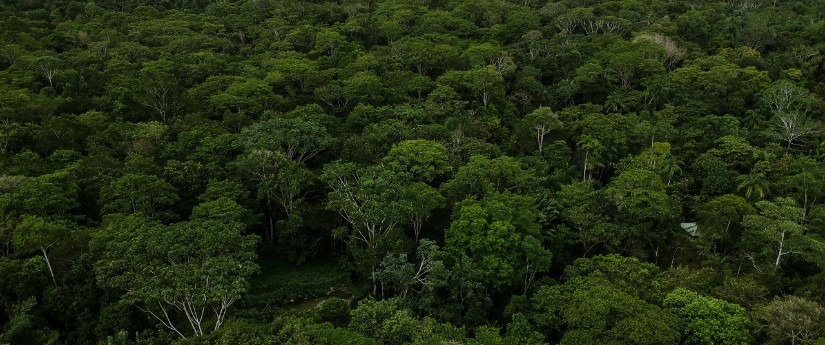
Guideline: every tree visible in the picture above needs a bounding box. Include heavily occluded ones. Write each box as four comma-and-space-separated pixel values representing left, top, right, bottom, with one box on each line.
12, 216, 72, 285
401, 183, 445, 242
343, 71, 385, 105
557, 181, 623, 254
503, 313, 545, 345
736, 171, 770, 200
0, 170, 79, 218
445, 192, 547, 291
322, 162, 410, 250
760, 80, 819, 115
438, 66, 505, 107
321, 162, 412, 288
94, 215, 259, 339
697, 194, 754, 256
266, 52, 320, 93
533, 255, 681, 345
209, 78, 275, 116
384, 140, 451, 183
780, 156, 825, 221
755, 296, 825, 345
620, 142, 682, 185
236, 117, 332, 164
348, 298, 421, 345
392, 36, 461, 75
668, 57, 770, 116
234, 149, 312, 243
132, 60, 184, 124
465, 42, 515, 76
741, 198, 809, 270
29, 53, 61, 88
272, 315, 380, 345
314, 28, 348, 58
0, 297, 59, 345
520, 236, 552, 294
444, 254, 492, 326
576, 134, 604, 181
521, 107, 562, 153
190, 197, 253, 226
264, 159, 313, 218
776, 112, 821, 150
440, 155, 537, 201
663, 288, 751, 345
99, 173, 178, 220
606, 168, 675, 220
375, 239, 448, 300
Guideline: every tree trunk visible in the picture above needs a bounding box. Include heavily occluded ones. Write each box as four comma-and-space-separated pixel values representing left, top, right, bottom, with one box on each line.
267, 214, 274, 243
40, 247, 56, 285
775, 230, 786, 268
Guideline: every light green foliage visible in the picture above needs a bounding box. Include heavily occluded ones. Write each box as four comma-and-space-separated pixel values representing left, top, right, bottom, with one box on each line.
129, 60, 184, 123
520, 107, 562, 153
504, 313, 546, 345
209, 319, 276, 345
574, 112, 633, 164
0, 170, 79, 217
265, 52, 320, 93
663, 288, 751, 345
273, 315, 380, 345
533, 255, 680, 345
736, 171, 770, 200
209, 77, 274, 115
445, 192, 546, 291
605, 168, 678, 223
667, 56, 770, 116
190, 197, 253, 225
755, 296, 825, 345
94, 215, 259, 338
375, 239, 448, 300
438, 66, 505, 107
384, 139, 451, 183
619, 142, 681, 184
440, 155, 537, 201
321, 161, 413, 279
0, 297, 59, 345
349, 299, 420, 345
401, 182, 445, 240
760, 79, 819, 115
321, 161, 410, 249
740, 197, 812, 270
198, 179, 248, 203
12, 215, 71, 284
575, 38, 665, 89
99, 173, 178, 220
237, 117, 332, 164
557, 181, 623, 253
344, 71, 384, 105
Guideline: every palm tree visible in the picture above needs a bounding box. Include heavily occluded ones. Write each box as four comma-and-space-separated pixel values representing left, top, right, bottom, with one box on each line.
660, 156, 683, 185
577, 135, 604, 181
737, 172, 770, 200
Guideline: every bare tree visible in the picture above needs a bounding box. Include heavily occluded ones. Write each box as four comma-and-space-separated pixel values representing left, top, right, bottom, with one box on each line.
773, 111, 820, 150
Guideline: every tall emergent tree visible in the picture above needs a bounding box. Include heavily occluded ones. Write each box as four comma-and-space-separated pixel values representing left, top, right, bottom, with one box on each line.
94, 215, 259, 339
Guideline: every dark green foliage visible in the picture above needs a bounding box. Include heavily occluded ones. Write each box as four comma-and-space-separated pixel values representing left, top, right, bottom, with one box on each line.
2, 0, 825, 343
244, 260, 351, 310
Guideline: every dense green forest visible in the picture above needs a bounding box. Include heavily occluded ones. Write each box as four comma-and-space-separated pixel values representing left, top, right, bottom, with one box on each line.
2, 0, 825, 343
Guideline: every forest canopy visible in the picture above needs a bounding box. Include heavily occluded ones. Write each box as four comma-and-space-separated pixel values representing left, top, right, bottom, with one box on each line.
2, 0, 825, 344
